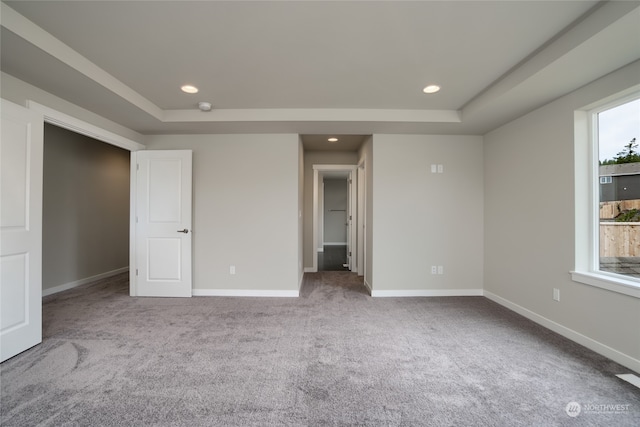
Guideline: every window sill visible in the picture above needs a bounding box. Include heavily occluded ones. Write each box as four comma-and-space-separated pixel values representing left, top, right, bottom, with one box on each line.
571, 271, 640, 299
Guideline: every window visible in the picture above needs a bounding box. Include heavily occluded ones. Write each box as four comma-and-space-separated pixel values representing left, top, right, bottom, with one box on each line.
597, 98, 640, 278
572, 92, 640, 298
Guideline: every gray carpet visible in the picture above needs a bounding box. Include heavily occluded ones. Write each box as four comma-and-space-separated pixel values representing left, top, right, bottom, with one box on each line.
1, 272, 638, 426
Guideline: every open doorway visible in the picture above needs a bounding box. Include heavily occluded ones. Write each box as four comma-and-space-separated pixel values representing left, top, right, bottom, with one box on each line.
312, 164, 358, 273
42, 123, 130, 296
29, 101, 144, 297
319, 174, 349, 271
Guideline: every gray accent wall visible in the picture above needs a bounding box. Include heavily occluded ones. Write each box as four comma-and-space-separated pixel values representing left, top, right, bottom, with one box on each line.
42, 124, 130, 290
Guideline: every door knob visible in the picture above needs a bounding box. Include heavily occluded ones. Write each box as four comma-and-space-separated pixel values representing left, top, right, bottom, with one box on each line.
177, 229, 189, 234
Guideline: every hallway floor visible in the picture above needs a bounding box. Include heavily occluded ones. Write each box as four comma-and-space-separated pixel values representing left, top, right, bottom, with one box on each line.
317, 245, 349, 271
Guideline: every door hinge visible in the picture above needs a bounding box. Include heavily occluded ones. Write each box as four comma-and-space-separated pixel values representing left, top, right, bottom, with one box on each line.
349, 251, 352, 257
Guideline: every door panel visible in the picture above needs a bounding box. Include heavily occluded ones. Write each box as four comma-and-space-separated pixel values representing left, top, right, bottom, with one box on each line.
134, 150, 192, 297
1, 100, 43, 362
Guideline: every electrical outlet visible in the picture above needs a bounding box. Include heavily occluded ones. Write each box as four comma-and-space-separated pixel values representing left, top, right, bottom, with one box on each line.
431, 164, 437, 173
437, 265, 444, 275
553, 288, 560, 301
437, 164, 444, 173
431, 266, 437, 274
230, 265, 236, 275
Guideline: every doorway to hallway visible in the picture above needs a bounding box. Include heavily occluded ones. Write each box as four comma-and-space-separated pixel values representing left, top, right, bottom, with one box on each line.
312, 165, 357, 273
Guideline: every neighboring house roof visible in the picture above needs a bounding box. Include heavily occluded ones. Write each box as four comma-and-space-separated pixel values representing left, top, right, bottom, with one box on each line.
599, 163, 640, 177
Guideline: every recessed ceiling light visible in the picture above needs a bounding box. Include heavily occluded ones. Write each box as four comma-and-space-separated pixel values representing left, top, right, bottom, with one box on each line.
328, 137, 339, 143
181, 85, 199, 94
423, 85, 441, 94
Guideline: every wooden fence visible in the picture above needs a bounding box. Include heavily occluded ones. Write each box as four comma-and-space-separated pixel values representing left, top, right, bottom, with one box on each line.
600, 222, 640, 257
600, 199, 640, 219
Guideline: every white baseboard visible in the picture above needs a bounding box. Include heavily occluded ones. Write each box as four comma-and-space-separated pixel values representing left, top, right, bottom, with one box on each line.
484, 290, 640, 374
324, 242, 347, 246
42, 267, 129, 297
371, 288, 483, 297
193, 289, 299, 297
317, 248, 324, 253
304, 267, 317, 273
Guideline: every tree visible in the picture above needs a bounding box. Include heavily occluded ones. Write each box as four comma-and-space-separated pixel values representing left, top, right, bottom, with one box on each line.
613, 137, 639, 164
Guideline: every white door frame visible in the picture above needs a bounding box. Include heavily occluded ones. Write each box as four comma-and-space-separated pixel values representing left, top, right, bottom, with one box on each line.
312, 164, 358, 273
357, 161, 366, 277
26, 101, 145, 296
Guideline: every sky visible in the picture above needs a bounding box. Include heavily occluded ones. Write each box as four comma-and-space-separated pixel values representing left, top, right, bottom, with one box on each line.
598, 98, 640, 162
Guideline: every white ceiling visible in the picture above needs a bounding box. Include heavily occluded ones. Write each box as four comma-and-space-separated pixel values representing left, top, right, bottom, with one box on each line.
1, 0, 639, 146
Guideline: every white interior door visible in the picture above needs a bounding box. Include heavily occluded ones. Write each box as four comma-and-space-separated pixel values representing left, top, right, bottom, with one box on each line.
1, 100, 43, 362
133, 150, 192, 297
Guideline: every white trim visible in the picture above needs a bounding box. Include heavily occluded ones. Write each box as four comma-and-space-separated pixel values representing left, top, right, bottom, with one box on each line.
484, 290, 640, 374
570, 271, 640, 299
42, 267, 129, 297
193, 289, 299, 297
323, 242, 347, 246
25, 101, 145, 297
371, 289, 483, 297
312, 164, 358, 273
27, 101, 145, 151
304, 267, 317, 273
616, 374, 640, 389
130, 152, 138, 296
317, 247, 324, 253
572, 89, 640, 300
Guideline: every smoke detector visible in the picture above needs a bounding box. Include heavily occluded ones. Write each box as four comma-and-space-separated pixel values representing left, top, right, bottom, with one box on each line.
198, 101, 212, 112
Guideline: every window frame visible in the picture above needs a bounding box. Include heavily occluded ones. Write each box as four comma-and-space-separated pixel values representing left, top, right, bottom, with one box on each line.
572, 89, 640, 299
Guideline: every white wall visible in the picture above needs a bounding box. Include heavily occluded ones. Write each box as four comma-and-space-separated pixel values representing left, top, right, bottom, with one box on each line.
371, 135, 484, 295
484, 60, 640, 370
145, 134, 300, 293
